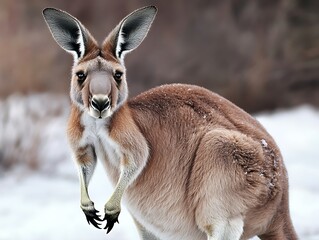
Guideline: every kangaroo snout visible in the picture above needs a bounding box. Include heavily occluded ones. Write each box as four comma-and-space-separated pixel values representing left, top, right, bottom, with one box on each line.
91, 95, 110, 112
89, 95, 111, 119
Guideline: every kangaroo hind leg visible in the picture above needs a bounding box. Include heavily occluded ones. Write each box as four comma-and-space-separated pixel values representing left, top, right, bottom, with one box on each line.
193, 130, 248, 240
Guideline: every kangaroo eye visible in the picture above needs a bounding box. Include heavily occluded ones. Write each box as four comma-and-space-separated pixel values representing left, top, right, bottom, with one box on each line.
113, 71, 123, 84
76, 71, 87, 84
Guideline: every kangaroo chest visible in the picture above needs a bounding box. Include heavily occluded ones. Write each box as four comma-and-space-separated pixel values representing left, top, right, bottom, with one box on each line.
80, 114, 122, 167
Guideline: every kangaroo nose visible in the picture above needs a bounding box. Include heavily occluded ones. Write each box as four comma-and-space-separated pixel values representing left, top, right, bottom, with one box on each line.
91, 95, 110, 112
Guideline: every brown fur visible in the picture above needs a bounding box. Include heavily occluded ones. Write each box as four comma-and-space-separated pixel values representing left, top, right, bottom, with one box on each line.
67, 105, 84, 146
124, 84, 297, 239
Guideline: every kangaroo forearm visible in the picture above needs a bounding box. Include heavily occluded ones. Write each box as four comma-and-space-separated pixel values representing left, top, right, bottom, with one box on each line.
79, 165, 94, 206
105, 155, 144, 211
72, 146, 97, 205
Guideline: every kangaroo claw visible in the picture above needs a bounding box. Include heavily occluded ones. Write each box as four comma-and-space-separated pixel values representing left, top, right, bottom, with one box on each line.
82, 208, 102, 229
103, 211, 120, 234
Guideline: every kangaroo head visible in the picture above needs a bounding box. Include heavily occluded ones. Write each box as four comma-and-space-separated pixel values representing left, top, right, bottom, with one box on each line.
43, 6, 157, 119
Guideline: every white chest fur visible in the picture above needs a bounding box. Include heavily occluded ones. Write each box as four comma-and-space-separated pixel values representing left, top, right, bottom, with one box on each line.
80, 114, 122, 166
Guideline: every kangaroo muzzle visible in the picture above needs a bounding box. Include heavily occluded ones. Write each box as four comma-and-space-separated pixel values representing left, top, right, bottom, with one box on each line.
89, 94, 111, 119
88, 71, 113, 119
91, 95, 110, 112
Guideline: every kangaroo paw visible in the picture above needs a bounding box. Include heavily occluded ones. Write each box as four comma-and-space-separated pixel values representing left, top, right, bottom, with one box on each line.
103, 211, 120, 234
81, 203, 102, 229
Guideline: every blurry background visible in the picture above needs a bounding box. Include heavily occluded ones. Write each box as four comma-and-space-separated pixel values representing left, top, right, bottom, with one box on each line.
0, 0, 318, 239
2, 0, 319, 111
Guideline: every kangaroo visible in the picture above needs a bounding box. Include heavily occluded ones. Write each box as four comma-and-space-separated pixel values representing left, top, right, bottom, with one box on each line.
43, 6, 297, 240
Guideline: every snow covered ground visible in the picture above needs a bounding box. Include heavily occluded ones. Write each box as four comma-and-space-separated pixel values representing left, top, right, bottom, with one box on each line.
0, 94, 318, 240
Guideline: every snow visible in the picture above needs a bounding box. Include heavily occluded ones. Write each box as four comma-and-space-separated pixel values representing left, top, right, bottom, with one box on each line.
256, 106, 319, 240
0, 95, 318, 239
260, 139, 268, 148
0, 166, 138, 240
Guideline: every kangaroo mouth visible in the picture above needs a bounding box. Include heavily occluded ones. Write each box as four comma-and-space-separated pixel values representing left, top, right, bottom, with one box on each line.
88, 105, 112, 119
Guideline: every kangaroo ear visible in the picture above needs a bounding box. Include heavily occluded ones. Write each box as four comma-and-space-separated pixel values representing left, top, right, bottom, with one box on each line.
104, 6, 157, 61
43, 8, 92, 61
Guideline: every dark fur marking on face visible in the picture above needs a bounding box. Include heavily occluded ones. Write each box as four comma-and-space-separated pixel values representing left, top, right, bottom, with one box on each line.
79, 49, 100, 63
97, 58, 101, 70
78, 47, 120, 65
76, 92, 84, 105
